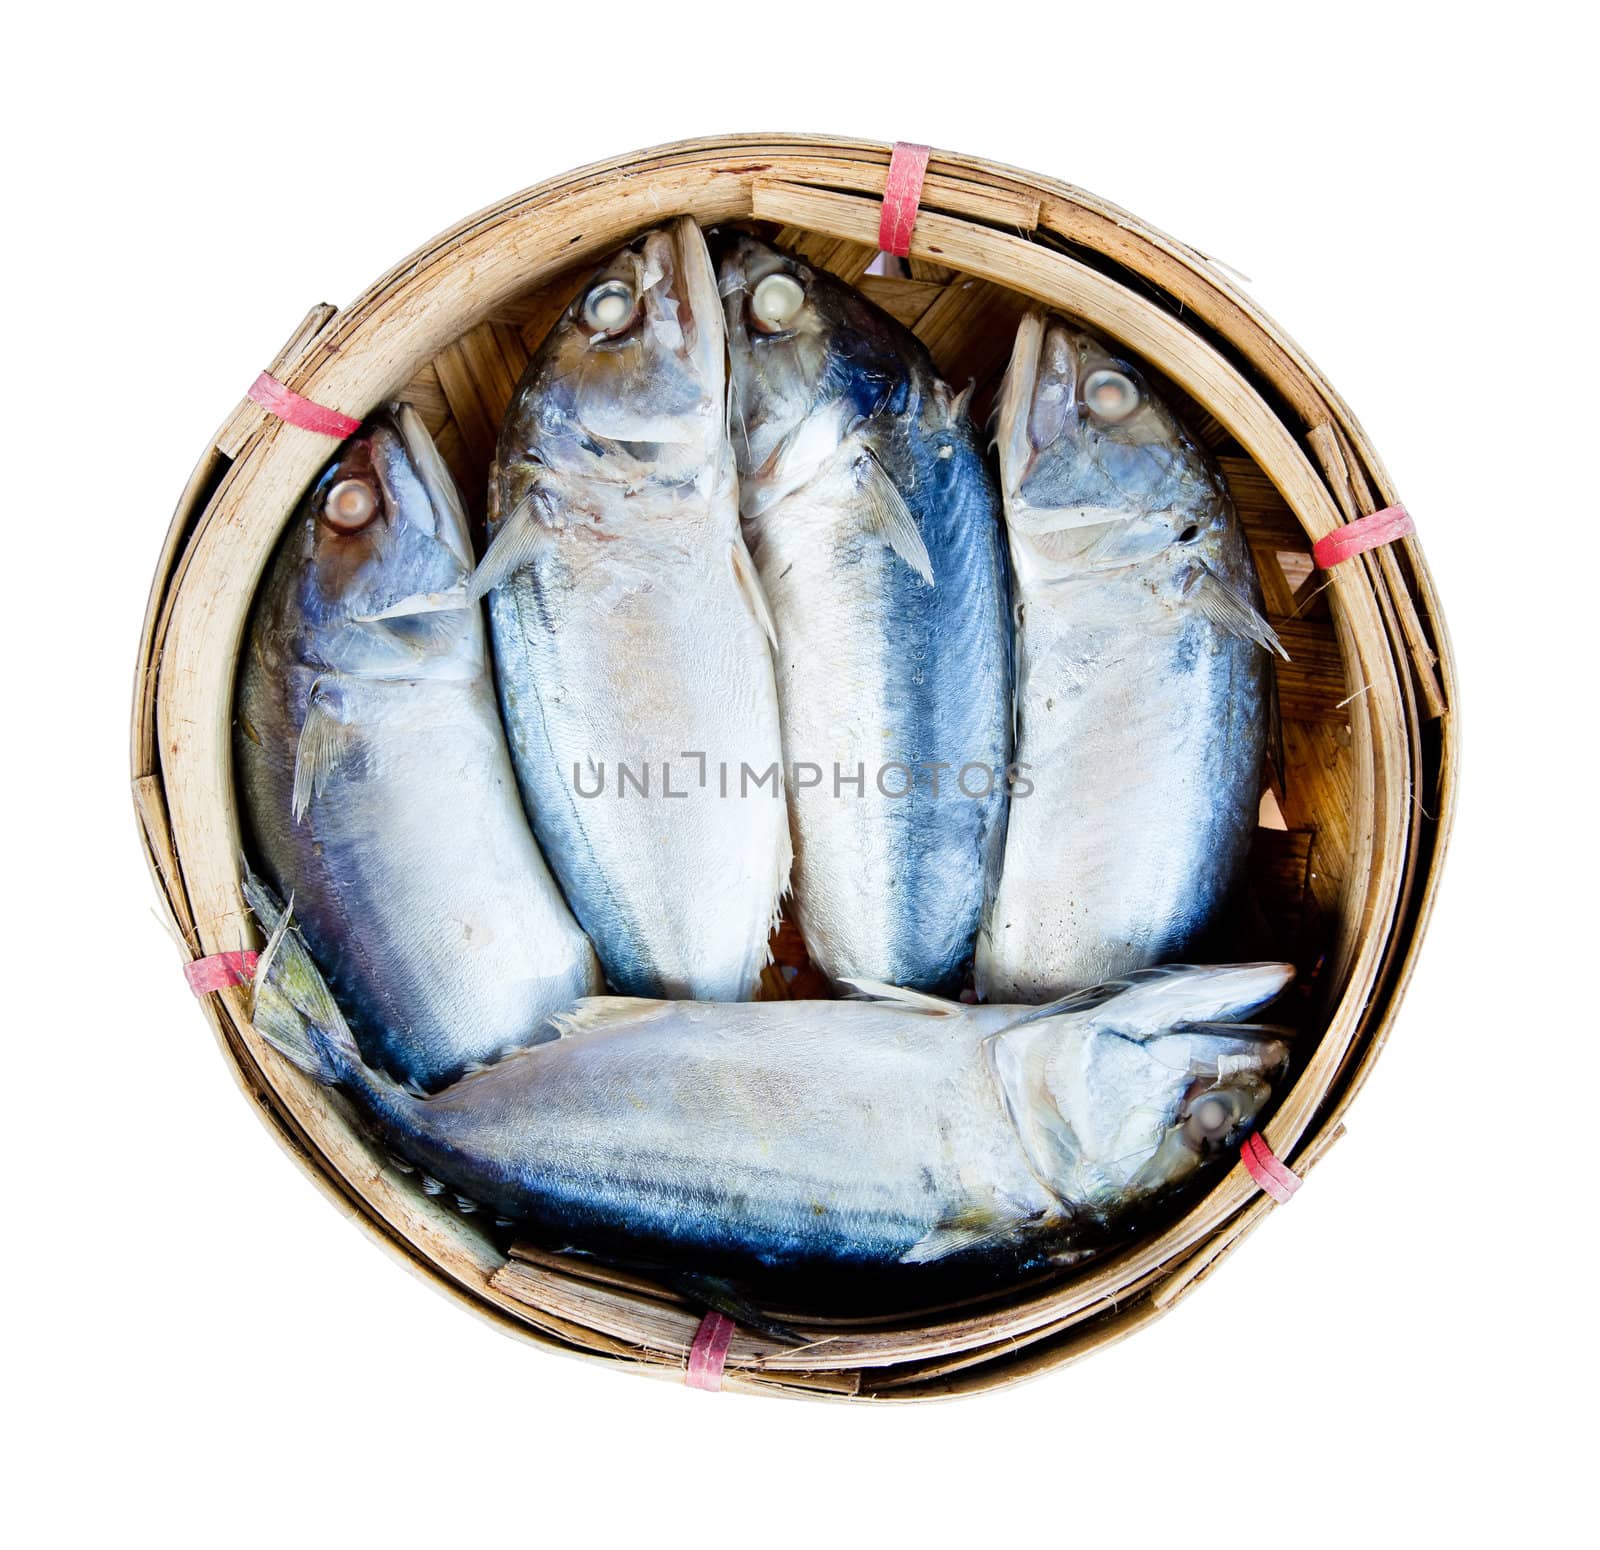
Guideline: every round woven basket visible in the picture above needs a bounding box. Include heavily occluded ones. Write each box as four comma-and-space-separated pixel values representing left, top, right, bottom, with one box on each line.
131, 135, 1457, 1400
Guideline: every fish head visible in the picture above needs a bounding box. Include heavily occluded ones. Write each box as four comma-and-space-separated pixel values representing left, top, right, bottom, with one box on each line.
509, 219, 726, 494
717, 233, 911, 491
994, 964, 1295, 1217
272, 404, 480, 681
995, 314, 1225, 573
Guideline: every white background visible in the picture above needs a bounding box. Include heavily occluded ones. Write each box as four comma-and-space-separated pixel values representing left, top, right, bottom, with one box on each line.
7, 4, 1592, 1545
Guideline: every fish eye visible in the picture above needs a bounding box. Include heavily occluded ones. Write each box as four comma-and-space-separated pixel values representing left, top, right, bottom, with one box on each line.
750, 272, 806, 334
582, 279, 637, 336
321, 478, 380, 533
1083, 368, 1141, 423
1184, 1092, 1239, 1148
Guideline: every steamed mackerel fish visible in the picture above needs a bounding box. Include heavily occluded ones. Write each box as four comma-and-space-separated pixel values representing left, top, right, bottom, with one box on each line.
719, 234, 1011, 995
249, 873, 1292, 1276
477, 220, 788, 1001
977, 317, 1284, 1003
235, 406, 601, 1094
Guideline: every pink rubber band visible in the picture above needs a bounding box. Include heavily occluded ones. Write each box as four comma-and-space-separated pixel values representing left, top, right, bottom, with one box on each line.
1313, 503, 1415, 570
685, 1311, 736, 1391
1241, 1132, 1302, 1204
247, 372, 363, 439
184, 951, 259, 995
878, 142, 931, 258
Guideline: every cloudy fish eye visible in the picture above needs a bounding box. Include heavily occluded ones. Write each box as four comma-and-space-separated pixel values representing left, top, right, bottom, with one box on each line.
1184, 1092, 1238, 1147
583, 279, 636, 334
322, 477, 380, 533
1083, 367, 1141, 423
751, 272, 806, 333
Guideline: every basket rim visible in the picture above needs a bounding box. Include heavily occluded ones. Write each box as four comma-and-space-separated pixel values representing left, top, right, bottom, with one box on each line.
131, 133, 1457, 1401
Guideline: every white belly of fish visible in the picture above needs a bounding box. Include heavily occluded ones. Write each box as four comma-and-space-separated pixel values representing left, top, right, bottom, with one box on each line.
979, 578, 1236, 999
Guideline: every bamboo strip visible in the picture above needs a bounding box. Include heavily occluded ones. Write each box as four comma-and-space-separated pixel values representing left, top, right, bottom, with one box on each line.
854, 276, 947, 329
909, 277, 1029, 393
770, 226, 879, 284
1308, 422, 1447, 719
215, 302, 340, 459
1273, 622, 1353, 722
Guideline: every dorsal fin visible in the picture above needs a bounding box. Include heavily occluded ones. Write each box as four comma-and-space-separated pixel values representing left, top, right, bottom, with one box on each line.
549, 996, 671, 1039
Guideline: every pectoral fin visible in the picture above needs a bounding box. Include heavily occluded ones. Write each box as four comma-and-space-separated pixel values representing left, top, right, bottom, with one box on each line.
729, 531, 779, 650
997, 963, 1297, 1042
900, 1206, 1029, 1265
469, 488, 559, 602
291, 689, 349, 822
1188, 564, 1289, 660
856, 450, 934, 585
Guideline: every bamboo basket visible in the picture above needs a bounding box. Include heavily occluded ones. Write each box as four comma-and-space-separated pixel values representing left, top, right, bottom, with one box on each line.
131, 135, 1457, 1400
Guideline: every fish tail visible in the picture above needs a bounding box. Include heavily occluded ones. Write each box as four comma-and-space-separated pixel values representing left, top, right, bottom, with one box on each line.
240, 867, 380, 1093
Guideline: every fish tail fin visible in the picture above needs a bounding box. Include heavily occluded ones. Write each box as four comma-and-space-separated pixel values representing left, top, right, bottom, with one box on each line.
254, 997, 345, 1087
240, 867, 368, 1091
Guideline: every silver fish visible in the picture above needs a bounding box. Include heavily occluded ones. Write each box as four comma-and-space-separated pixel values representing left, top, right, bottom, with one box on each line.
718, 234, 1012, 994
475, 220, 789, 1001
977, 316, 1284, 1003
236, 406, 601, 1092
247, 873, 1292, 1278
